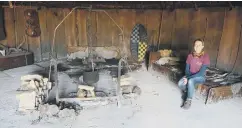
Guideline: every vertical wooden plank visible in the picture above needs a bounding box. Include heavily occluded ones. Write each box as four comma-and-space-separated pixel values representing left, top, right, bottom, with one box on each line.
85, 11, 97, 47
55, 8, 67, 59
234, 9, 242, 75
96, 11, 112, 47
25, 9, 42, 62
188, 9, 207, 52
46, 8, 55, 57
15, 7, 27, 50
172, 9, 192, 50
0, 8, 16, 47
217, 8, 241, 71
88, 11, 97, 47
119, 9, 136, 58
76, 9, 87, 47
39, 8, 50, 61
64, 9, 77, 47
203, 7, 225, 67
233, 8, 242, 75
46, 8, 67, 59
159, 10, 175, 50
145, 10, 161, 48
106, 10, 120, 47
135, 10, 146, 25
27, 35, 41, 62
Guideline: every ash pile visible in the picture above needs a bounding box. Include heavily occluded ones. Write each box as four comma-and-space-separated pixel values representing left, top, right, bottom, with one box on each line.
16, 57, 142, 122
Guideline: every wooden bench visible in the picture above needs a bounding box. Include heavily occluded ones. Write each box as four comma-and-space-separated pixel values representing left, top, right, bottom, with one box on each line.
0, 52, 34, 71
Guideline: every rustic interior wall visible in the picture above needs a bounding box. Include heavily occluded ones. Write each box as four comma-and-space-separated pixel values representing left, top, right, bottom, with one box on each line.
1, 7, 242, 74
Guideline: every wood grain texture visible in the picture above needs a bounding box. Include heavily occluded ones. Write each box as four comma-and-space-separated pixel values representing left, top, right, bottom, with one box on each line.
145, 10, 161, 47
39, 8, 50, 61
46, 8, 67, 59
234, 20, 242, 75
106, 10, 120, 47
76, 10, 87, 47
96, 11, 112, 47
64, 9, 77, 47
217, 8, 241, 71
225, 8, 242, 74
46, 8, 56, 58
0, 8, 16, 47
172, 9, 192, 50
159, 10, 175, 50
55, 8, 67, 59
15, 7, 28, 50
188, 9, 207, 52
1, 7, 242, 75
119, 9, 136, 57
25, 9, 41, 62
203, 8, 225, 67
88, 11, 97, 47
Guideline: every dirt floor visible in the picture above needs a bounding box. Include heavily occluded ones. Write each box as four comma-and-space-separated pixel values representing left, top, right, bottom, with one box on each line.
0, 63, 242, 128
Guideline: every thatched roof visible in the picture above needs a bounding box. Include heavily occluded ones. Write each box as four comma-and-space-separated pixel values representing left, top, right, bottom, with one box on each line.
0, 1, 240, 10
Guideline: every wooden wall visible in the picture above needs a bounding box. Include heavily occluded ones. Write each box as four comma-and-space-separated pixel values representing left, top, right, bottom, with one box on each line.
1, 7, 242, 74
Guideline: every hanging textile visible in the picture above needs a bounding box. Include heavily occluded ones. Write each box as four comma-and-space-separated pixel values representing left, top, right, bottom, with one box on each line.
130, 24, 148, 62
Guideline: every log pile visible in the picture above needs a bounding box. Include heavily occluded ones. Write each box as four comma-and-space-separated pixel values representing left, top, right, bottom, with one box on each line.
16, 74, 52, 112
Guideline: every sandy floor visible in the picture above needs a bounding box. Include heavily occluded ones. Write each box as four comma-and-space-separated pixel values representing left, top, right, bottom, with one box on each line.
0, 64, 242, 128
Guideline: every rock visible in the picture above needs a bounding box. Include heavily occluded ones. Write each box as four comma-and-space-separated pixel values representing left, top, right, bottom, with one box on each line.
29, 110, 41, 122
39, 104, 59, 117
46, 105, 60, 116
121, 85, 134, 94
121, 85, 141, 95
58, 108, 76, 118
132, 86, 141, 95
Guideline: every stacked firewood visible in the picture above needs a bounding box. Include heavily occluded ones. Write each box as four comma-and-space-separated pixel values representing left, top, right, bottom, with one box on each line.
16, 74, 52, 111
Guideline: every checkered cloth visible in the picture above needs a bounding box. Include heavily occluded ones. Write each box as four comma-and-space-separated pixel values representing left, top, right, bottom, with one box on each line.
130, 24, 149, 61
130, 25, 140, 44
130, 25, 140, 60
138, 42, 148, 62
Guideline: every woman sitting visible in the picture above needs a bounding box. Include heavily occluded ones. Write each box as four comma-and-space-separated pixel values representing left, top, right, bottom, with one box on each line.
178, 39, 210, 109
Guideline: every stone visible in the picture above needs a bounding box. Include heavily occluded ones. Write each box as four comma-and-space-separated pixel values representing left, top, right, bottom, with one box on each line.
39, 104, 59, 117
58, 108, 76, 118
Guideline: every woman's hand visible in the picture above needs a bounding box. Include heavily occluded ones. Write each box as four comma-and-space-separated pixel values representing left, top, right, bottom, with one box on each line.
183, 77, 188, 85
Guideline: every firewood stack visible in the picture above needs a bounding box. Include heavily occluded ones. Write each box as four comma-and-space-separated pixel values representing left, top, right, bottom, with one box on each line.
16, 74, 52, 112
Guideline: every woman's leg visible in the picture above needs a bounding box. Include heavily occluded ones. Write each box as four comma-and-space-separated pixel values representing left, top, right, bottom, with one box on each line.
178, 76, 186, 91
187, 76, 205, 99
182, 76, 205, 109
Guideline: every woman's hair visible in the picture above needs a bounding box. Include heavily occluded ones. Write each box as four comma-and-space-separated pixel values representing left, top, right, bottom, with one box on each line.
193, 38, 205, 46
